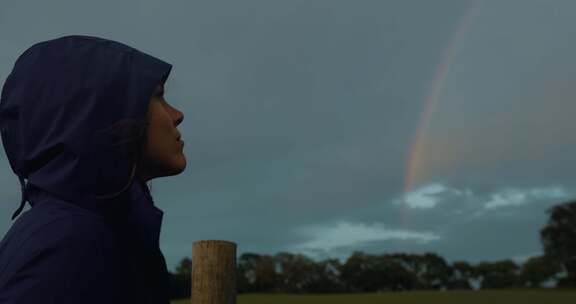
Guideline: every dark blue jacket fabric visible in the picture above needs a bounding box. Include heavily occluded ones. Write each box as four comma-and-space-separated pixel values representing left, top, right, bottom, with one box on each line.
0, 35, 172, 303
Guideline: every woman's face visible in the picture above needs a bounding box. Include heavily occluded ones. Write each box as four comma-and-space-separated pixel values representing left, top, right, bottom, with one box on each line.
139, 84, 186, 181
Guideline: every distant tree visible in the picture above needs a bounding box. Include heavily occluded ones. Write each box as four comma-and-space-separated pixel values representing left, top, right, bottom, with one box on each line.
340, 251, 371, 292
375, 255, 418, 291
388, 253, 427, 289
237, 253, 277, 292
238, 253, 260, 292
448, 261, 473, 289
273, 252, 316, 293
341, 252, 417, 292
388, 253, 451, 290
520, 255, 560, 288
175, 256, 192, 275
168, 271, 191, 300
420, 253, 453, 290
305, 258, 346, 293
475, 260, 520, 289
540, 200, 576, 287
255, 254, 277, 291
170, 257, 192, 299
237, 257, 251, 293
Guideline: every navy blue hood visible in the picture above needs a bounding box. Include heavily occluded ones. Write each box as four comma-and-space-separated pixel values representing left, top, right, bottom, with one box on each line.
0, 35, 172, 221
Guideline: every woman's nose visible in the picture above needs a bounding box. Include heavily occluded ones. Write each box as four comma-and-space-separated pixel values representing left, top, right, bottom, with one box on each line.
173, 108, 184, 126
166, 102, 184, 126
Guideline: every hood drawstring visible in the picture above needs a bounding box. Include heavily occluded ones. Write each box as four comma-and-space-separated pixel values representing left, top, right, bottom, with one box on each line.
12, 175, 28, 220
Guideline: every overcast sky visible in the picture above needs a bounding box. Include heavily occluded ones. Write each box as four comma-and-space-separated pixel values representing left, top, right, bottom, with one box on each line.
2, 0, 576, 272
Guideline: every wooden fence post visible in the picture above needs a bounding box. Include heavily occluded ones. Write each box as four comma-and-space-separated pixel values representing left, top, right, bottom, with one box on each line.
191, 240, 237, 304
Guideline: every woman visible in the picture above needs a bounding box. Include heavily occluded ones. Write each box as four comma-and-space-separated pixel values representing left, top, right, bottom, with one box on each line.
0, 35, 186, 303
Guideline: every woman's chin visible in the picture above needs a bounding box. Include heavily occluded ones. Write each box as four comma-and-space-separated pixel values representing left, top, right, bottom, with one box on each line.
170, 155, 187, 175
142, 154, 187, 180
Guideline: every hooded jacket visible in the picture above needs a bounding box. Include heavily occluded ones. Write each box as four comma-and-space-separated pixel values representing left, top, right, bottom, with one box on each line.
0, 35, 173, 303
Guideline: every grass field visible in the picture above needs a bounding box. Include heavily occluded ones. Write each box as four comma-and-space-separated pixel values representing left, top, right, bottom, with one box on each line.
171, 289, 576, 304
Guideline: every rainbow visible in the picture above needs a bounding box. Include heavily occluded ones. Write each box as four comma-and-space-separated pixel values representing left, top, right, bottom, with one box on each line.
401, 1, 480, 228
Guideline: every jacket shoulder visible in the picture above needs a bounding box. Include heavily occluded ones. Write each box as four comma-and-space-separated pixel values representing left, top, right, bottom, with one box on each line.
0, 212, 119, 303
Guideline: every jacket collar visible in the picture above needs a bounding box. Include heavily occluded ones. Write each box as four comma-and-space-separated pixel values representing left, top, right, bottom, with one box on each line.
26, 180, 164, 250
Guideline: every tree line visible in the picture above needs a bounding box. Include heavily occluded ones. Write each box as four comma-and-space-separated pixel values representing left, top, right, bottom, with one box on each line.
167, 200, 576, 299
